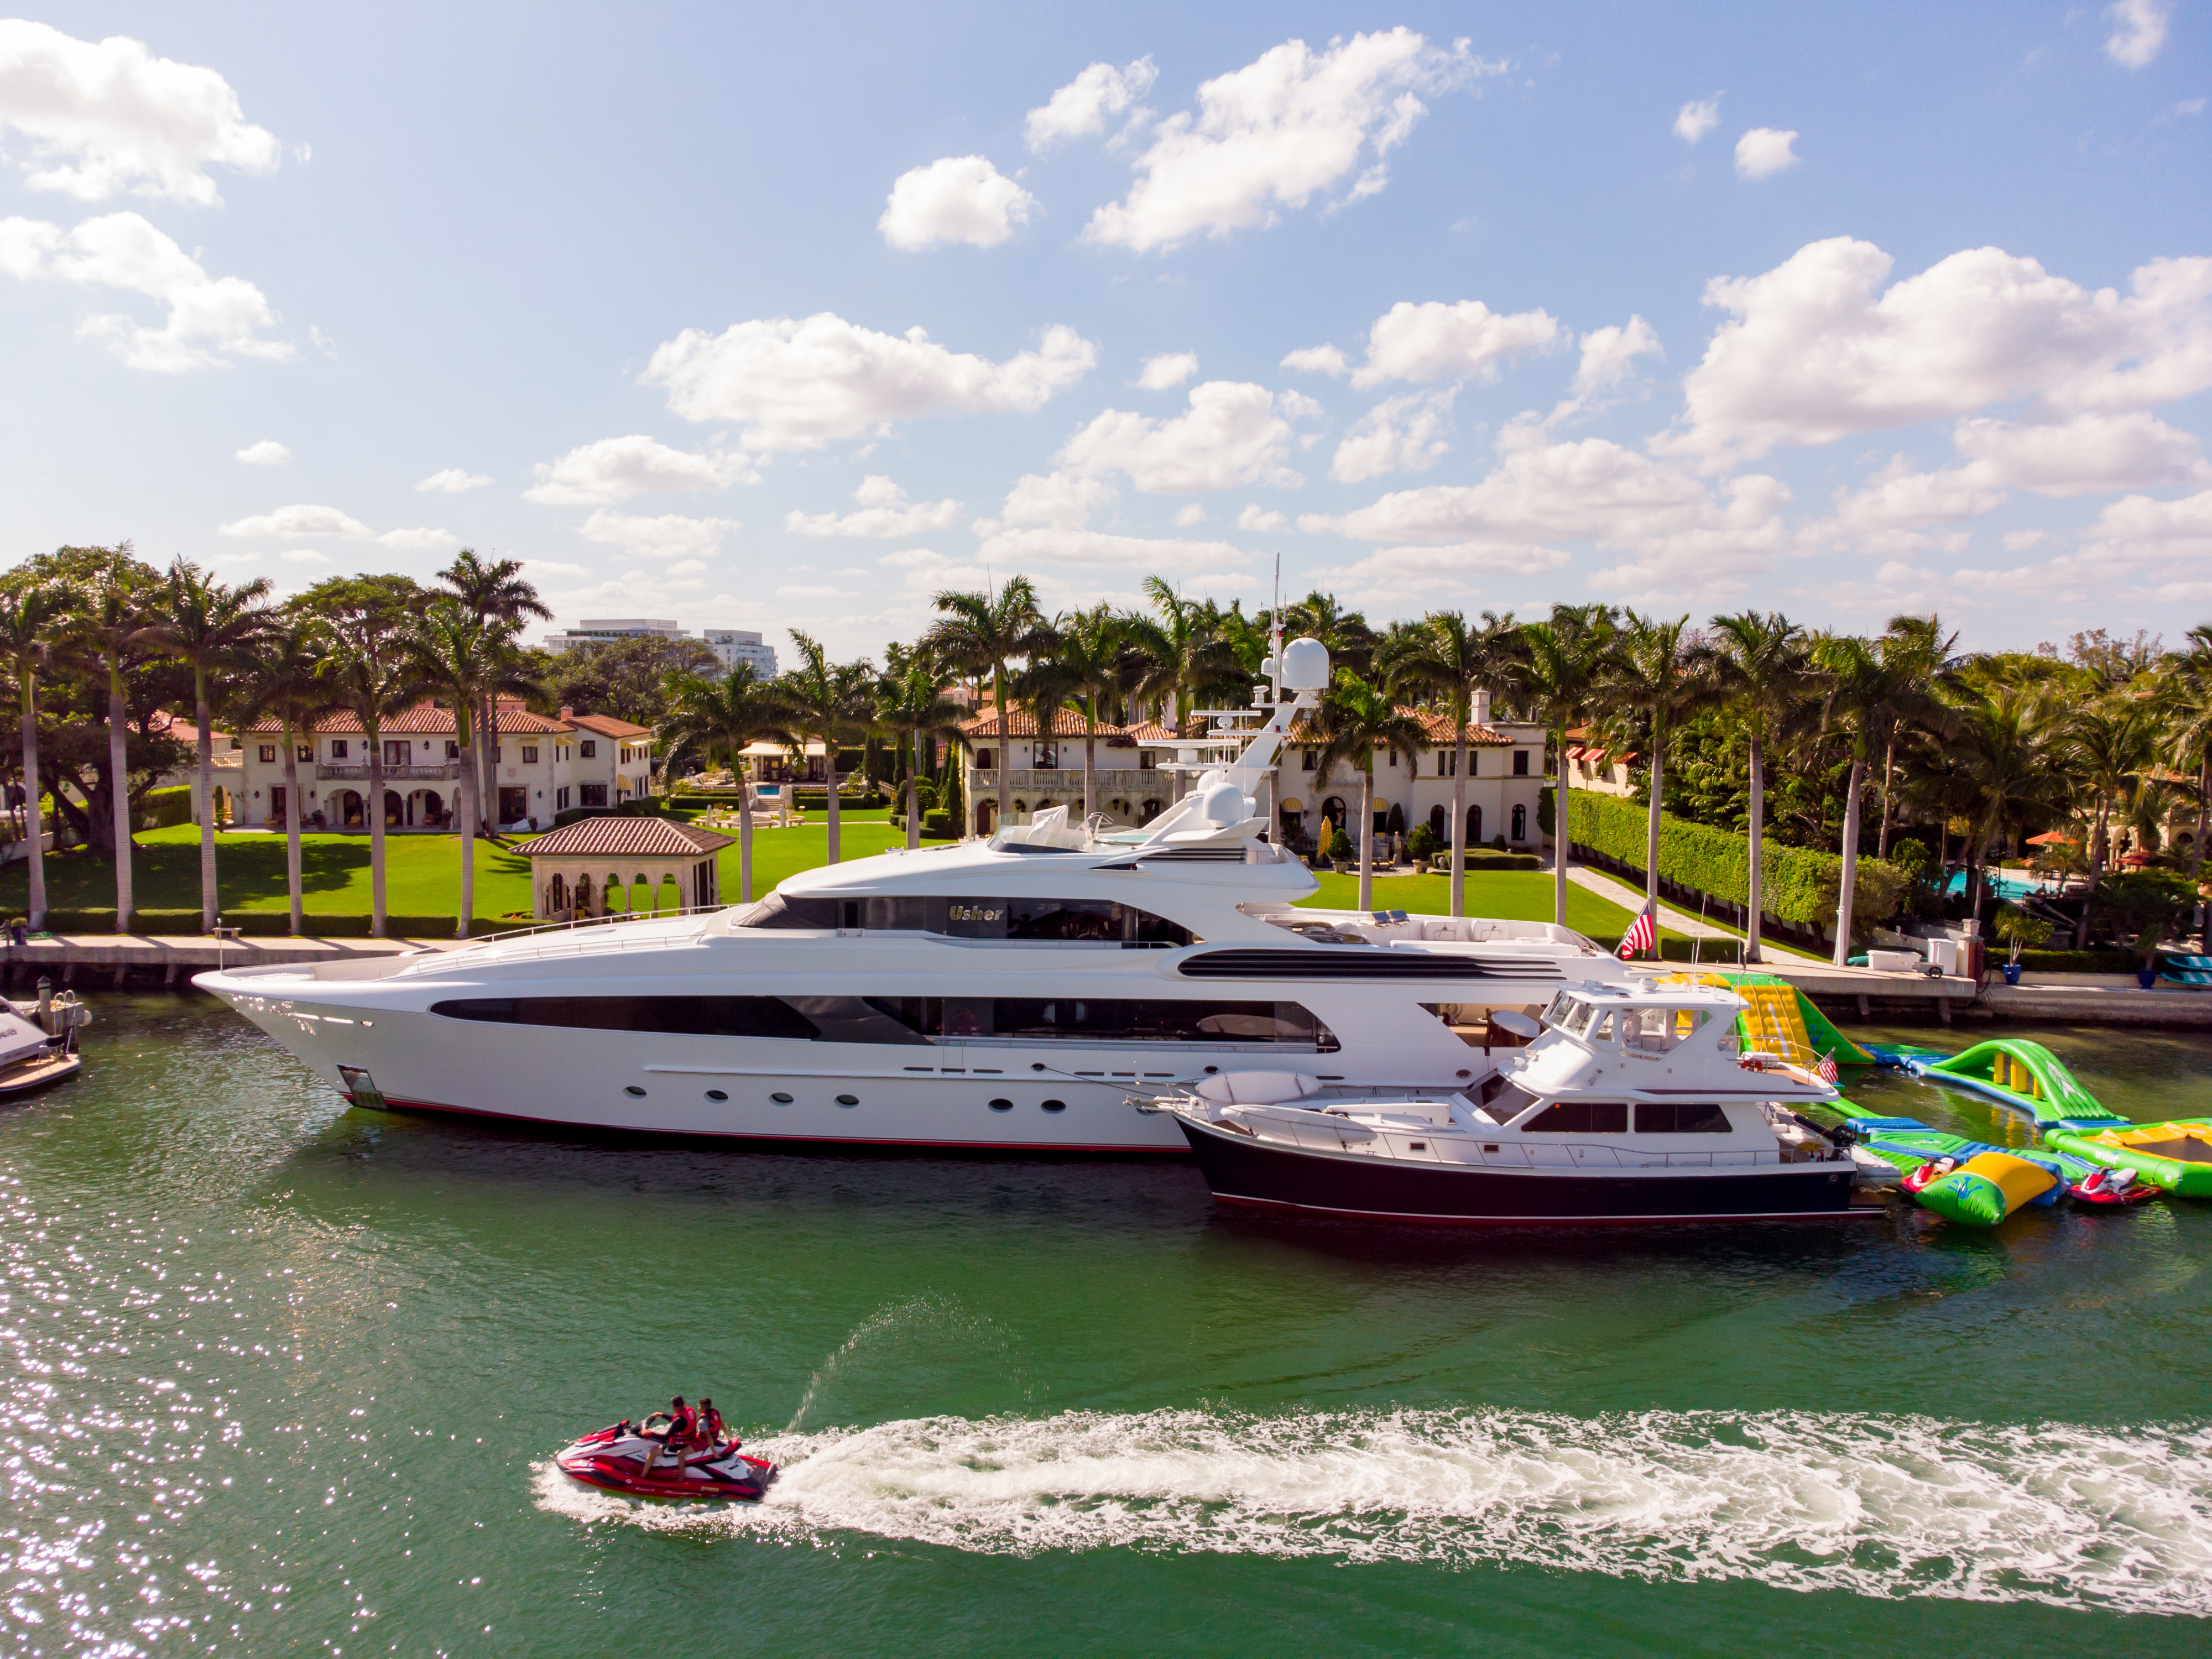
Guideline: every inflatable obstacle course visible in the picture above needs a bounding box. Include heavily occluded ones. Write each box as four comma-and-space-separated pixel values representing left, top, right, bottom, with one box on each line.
1656, 972, 1875, 1069
2045, 1119, 2212, 1197
1900, 1040, 2125, 1131
1914, 1151, 2062, 1228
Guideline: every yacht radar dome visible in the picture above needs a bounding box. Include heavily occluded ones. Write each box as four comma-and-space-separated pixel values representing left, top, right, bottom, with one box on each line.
1280, 637, 1330, 692
1200, 781, 1251, 825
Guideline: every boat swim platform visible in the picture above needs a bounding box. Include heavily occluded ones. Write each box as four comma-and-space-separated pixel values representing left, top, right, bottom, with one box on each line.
2, 932, 454, 988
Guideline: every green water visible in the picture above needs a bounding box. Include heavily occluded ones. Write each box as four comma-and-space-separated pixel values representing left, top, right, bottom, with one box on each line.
5, 1003, 2212, 1657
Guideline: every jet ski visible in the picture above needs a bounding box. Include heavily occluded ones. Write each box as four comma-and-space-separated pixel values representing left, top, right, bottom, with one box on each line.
554, 1412, 775, 1501
2067, 1166, 2158, 1208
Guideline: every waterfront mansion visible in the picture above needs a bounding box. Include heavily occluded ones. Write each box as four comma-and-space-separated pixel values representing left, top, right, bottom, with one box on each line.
236, 701, 653, 832
956, 687, 1552, 852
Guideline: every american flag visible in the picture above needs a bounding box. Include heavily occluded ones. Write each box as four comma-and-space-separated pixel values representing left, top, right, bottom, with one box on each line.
1618, 901, 1657, 959
1814, 1050, 1840, 1083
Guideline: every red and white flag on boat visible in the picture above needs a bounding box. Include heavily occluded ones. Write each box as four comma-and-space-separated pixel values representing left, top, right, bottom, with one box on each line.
1814, 1050, 1840, 1083
1618, 901, 1656, 959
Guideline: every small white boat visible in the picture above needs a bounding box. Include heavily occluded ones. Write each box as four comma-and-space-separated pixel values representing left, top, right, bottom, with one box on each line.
0, 985, 88, 1097
1144, 981, 1884, 1225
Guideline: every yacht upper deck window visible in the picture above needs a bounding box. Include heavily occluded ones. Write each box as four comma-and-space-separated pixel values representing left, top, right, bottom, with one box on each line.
1623, 1007, 1707, 1054
741, 892, 1195, 946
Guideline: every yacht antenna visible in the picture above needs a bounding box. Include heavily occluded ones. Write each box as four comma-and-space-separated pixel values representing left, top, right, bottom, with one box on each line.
1269, 553, 1282, 704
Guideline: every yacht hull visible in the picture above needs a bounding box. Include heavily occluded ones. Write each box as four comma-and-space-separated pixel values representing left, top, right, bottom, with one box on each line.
1176, 1117, 1869, 1224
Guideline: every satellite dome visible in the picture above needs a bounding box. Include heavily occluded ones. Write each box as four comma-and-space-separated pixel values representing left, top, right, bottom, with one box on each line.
1280, 637, 1331, 691
1199, 781, 1250, 826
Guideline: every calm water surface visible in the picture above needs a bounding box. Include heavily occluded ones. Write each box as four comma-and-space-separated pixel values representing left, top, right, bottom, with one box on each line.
4, 999, 2211, 1657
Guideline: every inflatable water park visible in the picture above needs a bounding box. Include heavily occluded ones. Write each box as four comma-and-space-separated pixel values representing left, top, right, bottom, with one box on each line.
1662, 971, 2212, 1228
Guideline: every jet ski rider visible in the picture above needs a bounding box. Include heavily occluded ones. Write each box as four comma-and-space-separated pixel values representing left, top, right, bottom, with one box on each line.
699, 1399, 726, 1447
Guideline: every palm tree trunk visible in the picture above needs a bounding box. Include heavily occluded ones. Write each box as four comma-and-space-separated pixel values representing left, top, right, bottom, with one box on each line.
1082, 718, 1097, 826
823, 729, 842, 864
1831, 753, 1867, 967
367, 727, 388, 938
107, 661, 134, 933
1645, 718, 1664, 908
456, 733, 476, 937
21, 674, 45, 932
1449, 736, 1467, 919
1744, 735, 1766, 965
1357, 765, 1375, 912
993, 664, 1011, 831
1552, 721, 1571, 928
479, 692, 497, 835
737, 771, 755, 902
195, 668, 218, 933
1877, 738, 1897, 858
281, 727, 304, 936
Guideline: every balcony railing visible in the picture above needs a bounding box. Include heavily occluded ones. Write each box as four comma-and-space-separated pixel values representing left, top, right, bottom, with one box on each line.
316, 763, 461, 782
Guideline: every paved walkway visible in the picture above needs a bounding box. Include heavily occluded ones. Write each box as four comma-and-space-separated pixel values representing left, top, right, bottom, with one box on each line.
1564, 865, 1736, 941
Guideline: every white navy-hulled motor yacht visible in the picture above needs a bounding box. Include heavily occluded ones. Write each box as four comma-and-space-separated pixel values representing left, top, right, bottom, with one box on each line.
195, 637, 1633, 1154
1145, 982, 1881, 1221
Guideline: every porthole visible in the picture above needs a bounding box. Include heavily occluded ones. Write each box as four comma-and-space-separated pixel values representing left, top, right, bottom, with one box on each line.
624, 1085, 646, 1097
771, 1092, 794, 1104
988, 1098, 1014, 1112
1041, 1099, 1066, 1114
836, 1094, 859, 1107
705, 1089, 728, 1102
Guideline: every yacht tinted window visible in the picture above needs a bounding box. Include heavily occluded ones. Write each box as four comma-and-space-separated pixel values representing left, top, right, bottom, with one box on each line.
853, 996, 1336, 1047
431, 996, 819, 1040
1475, 1079, 1539, 1119
1520, 1100, 1629, 1134
1560, 1001, 1595, 1037
743, 892, 1193, 945
1623, 1008, 1704, 1053
1634, 1102, 1731, 1134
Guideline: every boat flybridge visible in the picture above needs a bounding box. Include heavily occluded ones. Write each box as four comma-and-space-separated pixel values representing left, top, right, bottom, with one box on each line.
195, 637, 1632, 1154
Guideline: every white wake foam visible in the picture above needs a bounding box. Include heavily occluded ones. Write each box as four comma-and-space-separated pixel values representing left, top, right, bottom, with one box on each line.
533, 1406, 2212, 1616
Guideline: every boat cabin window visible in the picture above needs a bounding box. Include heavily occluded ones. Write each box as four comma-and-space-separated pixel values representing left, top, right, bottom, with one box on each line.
1518, 1100, 1629, 1134
1634, 1102, 1731, 1134
1587, 1011, 1617, 1042
740, 892, 1195, 946
1622, 1007, 1707, 1055
1473, 1077, 1540, 1120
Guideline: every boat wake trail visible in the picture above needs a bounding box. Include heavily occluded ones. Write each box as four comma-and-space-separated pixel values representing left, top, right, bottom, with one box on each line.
533, 1405, 2212, 1616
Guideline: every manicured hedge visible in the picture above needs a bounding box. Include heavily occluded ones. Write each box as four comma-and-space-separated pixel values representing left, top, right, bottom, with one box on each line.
1567, 790, 1908, 927
2017, 948, 2136, 973
921, 810, 955, 839
136, 785, 194, 831
1465, 851, 1542, 872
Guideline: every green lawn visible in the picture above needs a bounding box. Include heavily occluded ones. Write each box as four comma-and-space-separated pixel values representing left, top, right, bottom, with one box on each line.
1296, 868, 1675, 946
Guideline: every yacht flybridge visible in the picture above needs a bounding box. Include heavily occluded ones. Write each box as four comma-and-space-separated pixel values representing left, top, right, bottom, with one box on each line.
196, 638, 1632, 1155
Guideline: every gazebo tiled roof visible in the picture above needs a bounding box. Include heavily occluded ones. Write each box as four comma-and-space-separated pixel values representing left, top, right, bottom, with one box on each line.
520, 818, 734, 859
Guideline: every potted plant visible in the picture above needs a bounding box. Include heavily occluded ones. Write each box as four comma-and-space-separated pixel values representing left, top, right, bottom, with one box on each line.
1324, 825, 1355, 872
1990, 907, 2049, 985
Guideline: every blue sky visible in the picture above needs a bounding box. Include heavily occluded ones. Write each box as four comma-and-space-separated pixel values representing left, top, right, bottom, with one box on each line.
1, 2, 2207, 658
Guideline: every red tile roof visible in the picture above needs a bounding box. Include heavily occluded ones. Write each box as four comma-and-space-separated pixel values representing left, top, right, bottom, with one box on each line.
243, 701, 591, 737
959, 706, 1137, 740
565, 712, 653, 739
520, 817, 734, 858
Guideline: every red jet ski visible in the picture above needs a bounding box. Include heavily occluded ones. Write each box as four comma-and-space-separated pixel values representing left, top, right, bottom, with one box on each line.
555, 1412, 775, 1501
2068, 1166, 2159, 1208
1901, 1158, 1956, 1198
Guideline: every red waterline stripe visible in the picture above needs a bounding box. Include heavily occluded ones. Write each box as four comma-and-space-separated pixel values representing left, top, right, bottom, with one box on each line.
1208, 1192, 1882, 1226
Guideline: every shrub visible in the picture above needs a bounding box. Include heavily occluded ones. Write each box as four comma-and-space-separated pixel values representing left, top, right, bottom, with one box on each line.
1406, 823, 1438, 862
1566, 790, 1908, 929
553, 806, 618, 828
1325, 826, 1355, 862
921, 810, 955, 839
2016, 948, 2135, 972
2097, 868, 2200, 959
135, 785, 194, 831
1490, 834, 1508, 852
1465, 850, 1541, 871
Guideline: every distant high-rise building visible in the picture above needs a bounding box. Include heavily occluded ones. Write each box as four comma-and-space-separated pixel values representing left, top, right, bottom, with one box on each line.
541, 619, 687, 654
704, 628, 778, 677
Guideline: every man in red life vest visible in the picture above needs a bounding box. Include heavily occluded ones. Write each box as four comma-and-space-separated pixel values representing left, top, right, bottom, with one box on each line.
698, 1398, 727, 1447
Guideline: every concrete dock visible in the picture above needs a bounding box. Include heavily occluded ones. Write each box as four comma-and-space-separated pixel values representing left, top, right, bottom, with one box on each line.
4, 932, 452, 988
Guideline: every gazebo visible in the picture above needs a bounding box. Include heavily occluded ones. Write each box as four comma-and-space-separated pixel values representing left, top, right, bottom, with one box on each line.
521, 817, 737, 921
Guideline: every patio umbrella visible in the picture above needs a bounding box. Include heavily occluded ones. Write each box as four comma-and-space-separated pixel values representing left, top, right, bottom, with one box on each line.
2026, 830, 2078, 846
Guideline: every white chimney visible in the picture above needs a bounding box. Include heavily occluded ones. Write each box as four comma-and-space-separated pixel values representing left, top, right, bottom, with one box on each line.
1472, 687, 1493, 730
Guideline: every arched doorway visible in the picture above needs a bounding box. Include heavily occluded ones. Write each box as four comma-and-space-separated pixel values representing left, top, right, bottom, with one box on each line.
1511, 804, 1527, 842
384, 790, 404, 828
408, 789, 445, 828
1428, 804, 1446, 839
546, 874, 568, 916
1321, 796, 1346, 830
211, 784, 232, 826
1468, 804, 1483, 846
1139, 797, 1164, 825
573, 873, 594, 916
335, 789, 364, 827
975, 799, 998, 837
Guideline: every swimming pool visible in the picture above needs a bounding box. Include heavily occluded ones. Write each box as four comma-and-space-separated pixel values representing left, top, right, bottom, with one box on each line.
1943, 869, 2042, 901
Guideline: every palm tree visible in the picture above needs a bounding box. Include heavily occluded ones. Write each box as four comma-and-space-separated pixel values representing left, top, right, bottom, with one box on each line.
243, 617, 337, 936
2159, 624, 2212, 898
1048, 604, 1130, 827
1510, 606, 1619, 928
1809, 634, 1886, 965
437, 550, 551, 833
659, 664, 796, 897
1709, 611, 1810, 963
1125, 577, 1241, 803
873, 654, 967, 850
1313, 674, 1430, 911
0, 584, 68, 931
1280, 589, 1377, 680
325, 627, 415, 939
1599, 613, 1715, 911
148, 559, 274, 932
2066, 703, 2158, 937
1873, 615, 1961, 856
1949, 685, 2068, 924
70, 568, 161, 932
400, 600, 519, 937
1377, 609, 1520, 918
781, 631, 873, 864
925, 577, 1046, 834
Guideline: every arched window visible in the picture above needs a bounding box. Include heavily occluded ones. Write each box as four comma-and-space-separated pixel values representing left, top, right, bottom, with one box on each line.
575, 874, 594, 915
547, 875, 567, 915
1321, 796, 1345, 828
1511, 804, 1527, 842
1468, 804, 1483, 844
1428, 805, 1445, 838
1139, 798, 1164, 825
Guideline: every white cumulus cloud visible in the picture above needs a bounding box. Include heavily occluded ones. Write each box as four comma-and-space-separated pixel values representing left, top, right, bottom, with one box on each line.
1280, 343, 1350, 377
643, 313, 1096, 451
234, 439, 289, 465
786, 476, 962, 537
1674, 95, 1721, 144
0, 211, 287, 371
219, 504, 371, 539
416, 467, 491, 494
1951, 411, 2212, 496
1000, 470, 1120, 530
1571, 316, 1663, 397
1661, 237, 2212, 464
974, 524, 1253, 571
1024, 58, 1158, 152
523, 435, 752, 505
1735, 127, 1800, 180
2106, 0, 2171, 69
578, 510, 740, 560
1330, 389, 1455, 483
1236, 504, 1287, 531
375, 527, 457, 550
1083, 30, 1502, 253
0, 21, 279, 204
1343, 299, 1562, 389
1137, 351, 1199, 389
1058, 381, 1302, 493
878, 155, 1039, 250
